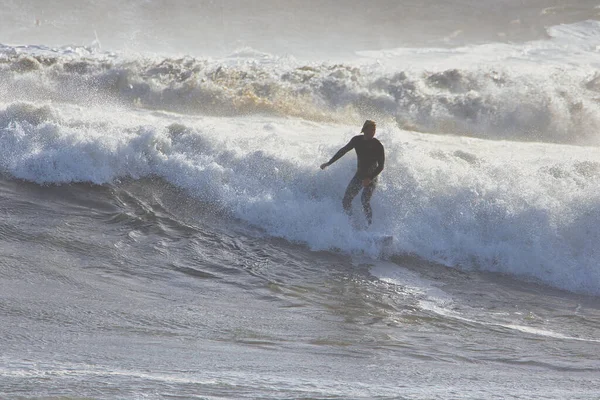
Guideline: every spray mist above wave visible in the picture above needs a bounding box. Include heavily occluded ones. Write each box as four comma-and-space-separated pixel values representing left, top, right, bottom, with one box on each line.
3, 19, 600, 145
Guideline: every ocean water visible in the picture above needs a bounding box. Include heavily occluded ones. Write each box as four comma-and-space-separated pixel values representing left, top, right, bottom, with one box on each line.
1, 1, 600, 399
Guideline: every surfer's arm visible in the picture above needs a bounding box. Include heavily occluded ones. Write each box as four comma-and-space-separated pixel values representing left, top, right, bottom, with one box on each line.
369, 144, 385, 179
321, 137, 356, 169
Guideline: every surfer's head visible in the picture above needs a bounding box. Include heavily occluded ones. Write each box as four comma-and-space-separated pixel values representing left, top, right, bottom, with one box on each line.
361, 120, 376, 139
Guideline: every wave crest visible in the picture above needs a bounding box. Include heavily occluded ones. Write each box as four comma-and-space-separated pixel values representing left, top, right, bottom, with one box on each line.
3, 43, 600, 144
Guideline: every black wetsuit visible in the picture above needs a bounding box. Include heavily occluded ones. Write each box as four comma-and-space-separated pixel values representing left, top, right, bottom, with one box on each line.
327, 135, 385, 224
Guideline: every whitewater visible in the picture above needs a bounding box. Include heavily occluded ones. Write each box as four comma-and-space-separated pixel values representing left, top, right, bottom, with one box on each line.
1, 1, 600, 399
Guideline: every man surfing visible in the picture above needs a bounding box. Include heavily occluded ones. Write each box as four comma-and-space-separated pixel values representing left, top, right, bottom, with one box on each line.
320, 120, 385, 226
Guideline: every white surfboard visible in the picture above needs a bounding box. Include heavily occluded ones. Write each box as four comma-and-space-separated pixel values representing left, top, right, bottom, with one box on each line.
368, 233, 395, 256
372, 234, 394, 245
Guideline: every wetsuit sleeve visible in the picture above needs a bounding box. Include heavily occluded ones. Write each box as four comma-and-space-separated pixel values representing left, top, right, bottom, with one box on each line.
327, 136, 357, 165
370, 142, 385, 179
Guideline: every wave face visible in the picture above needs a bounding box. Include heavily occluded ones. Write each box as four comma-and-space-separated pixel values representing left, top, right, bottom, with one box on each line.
2, 96, 600, 296
2, 21, 600, 296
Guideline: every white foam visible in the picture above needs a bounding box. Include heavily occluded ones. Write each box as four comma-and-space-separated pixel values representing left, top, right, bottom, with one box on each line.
368, 259, 453, 305
3, 99, 600, 295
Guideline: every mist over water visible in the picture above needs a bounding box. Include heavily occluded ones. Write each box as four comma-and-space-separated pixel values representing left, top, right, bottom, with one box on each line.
2, 0, 599, 57
2, 1, 600, 399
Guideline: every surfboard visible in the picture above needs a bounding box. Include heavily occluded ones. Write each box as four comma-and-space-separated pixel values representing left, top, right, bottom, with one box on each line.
373, 234, 394, 245
369, 233, 395, 256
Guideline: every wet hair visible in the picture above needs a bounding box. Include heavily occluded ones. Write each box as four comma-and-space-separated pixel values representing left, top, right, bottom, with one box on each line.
361, 120, 376, 133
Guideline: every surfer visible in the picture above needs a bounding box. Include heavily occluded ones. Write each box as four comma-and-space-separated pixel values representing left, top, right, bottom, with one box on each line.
320, 120, 385, 225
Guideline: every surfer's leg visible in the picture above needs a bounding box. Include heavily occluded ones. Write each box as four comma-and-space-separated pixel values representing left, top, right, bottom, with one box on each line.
361, 180, 376, 225
342, 176, 362, 215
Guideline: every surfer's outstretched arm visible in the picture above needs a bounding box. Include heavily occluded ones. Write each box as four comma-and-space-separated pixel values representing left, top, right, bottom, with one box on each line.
320, 137, 357, 170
